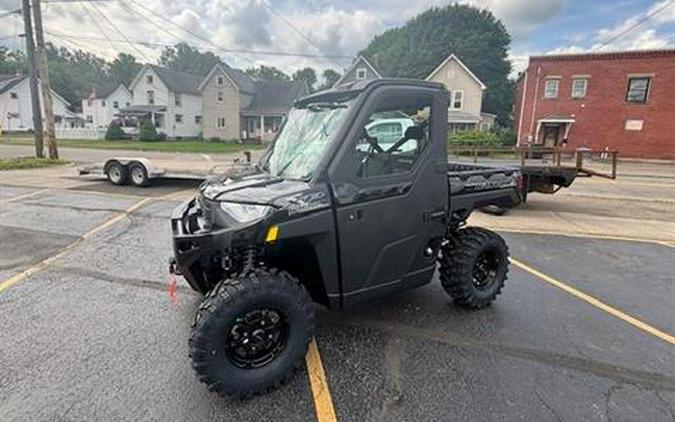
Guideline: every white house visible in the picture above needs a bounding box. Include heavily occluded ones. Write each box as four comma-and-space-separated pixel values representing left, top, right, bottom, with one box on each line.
124, 64, 203, 138
81, 83, 132, 129
0, 74, 76, 132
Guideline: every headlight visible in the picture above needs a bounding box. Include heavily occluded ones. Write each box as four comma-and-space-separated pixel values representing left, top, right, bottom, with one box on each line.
220, 202, 272, 223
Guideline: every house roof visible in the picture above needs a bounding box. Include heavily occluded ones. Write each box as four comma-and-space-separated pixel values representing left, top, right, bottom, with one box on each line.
530, 48, 675, 63
129, 64, 203, 95
242, 80, 306, 115
94, 82, 129, 99
0, 75, 71, 106
198, 63, 256, 93
426, 54, 486, 90
333, 55, 384, 86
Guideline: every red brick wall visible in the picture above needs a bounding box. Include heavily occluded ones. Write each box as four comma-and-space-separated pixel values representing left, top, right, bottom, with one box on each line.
515, 52, 675, 159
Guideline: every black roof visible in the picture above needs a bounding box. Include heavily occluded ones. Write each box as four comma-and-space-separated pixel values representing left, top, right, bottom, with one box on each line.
242, 79, 306, 115
148, 64, 202, 95
0, 75, 25, 95
95, 82, 126, 99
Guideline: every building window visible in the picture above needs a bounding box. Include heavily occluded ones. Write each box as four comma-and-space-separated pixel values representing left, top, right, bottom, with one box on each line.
146, 74, 153, 84
217, 75, 224, 85
571, 78, 588, 98
544, 79, 559, 99
126, 102, 130, 107
451, 90, 463, 109
10, 92, 18, 99
113, 101, 119, 109
175, 94, 182, 107
175, 114, 183, 124
217, 91, 224, 102
217, 117, 226, 128
86, 115, 93, 123
195, 115, 202, 124
147, 90, 154, 104
356, 67, 367, 80
101, 100, 106, 107
626, 77, 650, 103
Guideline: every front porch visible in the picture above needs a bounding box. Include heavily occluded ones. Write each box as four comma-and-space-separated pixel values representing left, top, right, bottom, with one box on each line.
115, 105, 167, 137
241, 114, 283, 143
533, 115, 575, 148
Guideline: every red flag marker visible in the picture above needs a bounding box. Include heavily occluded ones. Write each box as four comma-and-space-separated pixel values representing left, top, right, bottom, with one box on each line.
168, 274, 178, 304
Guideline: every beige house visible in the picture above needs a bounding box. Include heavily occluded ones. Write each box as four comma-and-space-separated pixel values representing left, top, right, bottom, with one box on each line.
200, 64, 307, 141
426, 54, 495, 132
336, 53, 495, 132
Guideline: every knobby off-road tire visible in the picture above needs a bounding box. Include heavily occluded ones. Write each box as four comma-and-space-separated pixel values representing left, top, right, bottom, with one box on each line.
439, 227, 509, 309
188, 268, 315, 399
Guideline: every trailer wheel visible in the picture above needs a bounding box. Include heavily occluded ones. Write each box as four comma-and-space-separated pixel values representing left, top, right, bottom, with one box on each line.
439, 227, 509, 309
129, 162, 149, 187
188, 268, 315, 399
106, 161, 128, 186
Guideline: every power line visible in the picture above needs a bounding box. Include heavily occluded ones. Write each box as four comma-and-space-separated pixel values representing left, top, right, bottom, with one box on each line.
43, 31, 354, 60
77, 1, 124, 54
259, 0, 323, 54
86, 0, 150, 61
0, 8, 21, 19
594, 0, 675, 50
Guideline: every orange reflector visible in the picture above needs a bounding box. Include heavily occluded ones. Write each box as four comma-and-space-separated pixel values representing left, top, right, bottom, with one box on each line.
265, 225, 279, 243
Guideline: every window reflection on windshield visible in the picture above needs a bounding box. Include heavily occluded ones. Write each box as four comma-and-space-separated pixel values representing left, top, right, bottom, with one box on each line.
262, 101, 351, 180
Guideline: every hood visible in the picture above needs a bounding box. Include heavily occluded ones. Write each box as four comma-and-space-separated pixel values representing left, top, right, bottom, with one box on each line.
200, 169, 311, 207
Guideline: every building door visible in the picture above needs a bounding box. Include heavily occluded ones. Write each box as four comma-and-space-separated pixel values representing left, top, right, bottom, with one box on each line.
543, 125, 560, 147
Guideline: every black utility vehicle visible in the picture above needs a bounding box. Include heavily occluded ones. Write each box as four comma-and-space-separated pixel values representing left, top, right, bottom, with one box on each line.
170, 79, 521, 398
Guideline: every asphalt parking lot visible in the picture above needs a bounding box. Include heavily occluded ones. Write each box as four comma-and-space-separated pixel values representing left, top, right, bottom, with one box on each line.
1, 178, 674, 421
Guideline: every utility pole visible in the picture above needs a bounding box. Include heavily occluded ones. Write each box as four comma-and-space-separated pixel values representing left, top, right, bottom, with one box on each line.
21, 0, 44, 158
32, 0, 58, 159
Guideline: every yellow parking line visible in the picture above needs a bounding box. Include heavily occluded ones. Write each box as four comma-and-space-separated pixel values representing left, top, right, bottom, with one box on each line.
305, 338, 338, 422
511, 258, 675, 347
494, 228, 675, 248
0, 198, 152, 294
0, 188, 51, 205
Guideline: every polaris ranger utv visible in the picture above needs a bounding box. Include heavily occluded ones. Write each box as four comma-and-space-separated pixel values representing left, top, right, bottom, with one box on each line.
170, 79, 521, 398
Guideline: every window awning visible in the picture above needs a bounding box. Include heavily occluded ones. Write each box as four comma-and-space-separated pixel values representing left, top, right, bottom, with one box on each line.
538, 114, 575, 124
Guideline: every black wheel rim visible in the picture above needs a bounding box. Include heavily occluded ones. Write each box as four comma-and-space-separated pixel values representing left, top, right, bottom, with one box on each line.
472, 249, 500, 291
226, 308, 289, 369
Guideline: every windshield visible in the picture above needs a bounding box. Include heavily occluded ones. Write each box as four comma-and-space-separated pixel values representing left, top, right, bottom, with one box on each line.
261, 101, 352, 180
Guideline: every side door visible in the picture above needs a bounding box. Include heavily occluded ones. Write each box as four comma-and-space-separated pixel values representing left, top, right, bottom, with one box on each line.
328, 86, 449, 304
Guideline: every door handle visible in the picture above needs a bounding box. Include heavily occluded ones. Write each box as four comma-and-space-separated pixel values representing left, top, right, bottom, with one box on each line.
423, 210, 446, 221
347, 210, 363, 221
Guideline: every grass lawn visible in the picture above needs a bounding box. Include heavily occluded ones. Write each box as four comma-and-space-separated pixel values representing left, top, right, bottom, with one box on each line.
1, 137, 265, 154
0, 157, 70, 171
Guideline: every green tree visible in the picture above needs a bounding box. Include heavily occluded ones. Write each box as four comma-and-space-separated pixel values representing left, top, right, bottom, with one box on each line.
45, 43, 108, 107
109, 53, 141, 87
159, 42, 221, 76
0, 47, 26, 74
318, 69, 341, 90
246, 65, 290, 81
104, 121, 125, 140
139, 119, 159, 142
360, 4, 513, 126
292, 67, 317, 92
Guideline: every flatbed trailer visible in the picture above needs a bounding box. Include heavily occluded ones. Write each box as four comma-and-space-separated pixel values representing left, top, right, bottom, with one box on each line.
77, 152, 255, 187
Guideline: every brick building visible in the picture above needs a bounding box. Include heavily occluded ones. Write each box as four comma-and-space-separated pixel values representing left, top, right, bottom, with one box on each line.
514, 49, 675, 159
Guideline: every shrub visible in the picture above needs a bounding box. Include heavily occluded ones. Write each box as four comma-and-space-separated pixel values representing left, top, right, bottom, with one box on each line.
448, 130, 500, 147
495, 128, 516, 146
104, 121, 125, 140
139, 120, 159, 142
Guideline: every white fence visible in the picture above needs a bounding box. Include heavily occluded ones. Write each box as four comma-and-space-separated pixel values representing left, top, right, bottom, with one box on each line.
55, 128, 106, 140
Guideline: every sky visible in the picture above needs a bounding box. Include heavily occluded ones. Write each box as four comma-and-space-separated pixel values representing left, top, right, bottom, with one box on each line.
0, 0, 674, 79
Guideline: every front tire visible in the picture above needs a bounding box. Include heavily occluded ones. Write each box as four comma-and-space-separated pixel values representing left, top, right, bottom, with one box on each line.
188, 268, 315, 399
439, 227, 509, 309
106, 161, 128, 185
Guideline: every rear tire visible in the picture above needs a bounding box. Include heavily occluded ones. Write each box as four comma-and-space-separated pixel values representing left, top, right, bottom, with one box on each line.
439, 227, 509, 309
129, 162, 149, 187
188, 268, 315, 399
106, 161, 128, 186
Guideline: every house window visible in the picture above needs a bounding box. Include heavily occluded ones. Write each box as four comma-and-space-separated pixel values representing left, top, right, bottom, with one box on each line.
146, 74, 153, 84
175, 114, 183, 124
175, 94, 182, 107
217, 91, 224, 102
101, 100, 106, 107
217, 117, 226, 128
86, 115, 93, 123
544, 79, 559, 99
626, 77, 651, 103
113, 101, 119, 109
10, 92, 17, 99
571, 78, 588, 98
126, 102, 130, 107
451, 90, 463, 109
195, 115, 202, 124
356, 68, 367, 80
217, 75, 224, 85
147, 90, 154, 104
